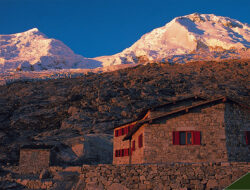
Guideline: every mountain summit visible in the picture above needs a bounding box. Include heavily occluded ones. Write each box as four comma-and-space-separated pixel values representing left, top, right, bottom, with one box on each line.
95, 13, 250, 66
0, 28, 101, 72
0, 13, 249, 72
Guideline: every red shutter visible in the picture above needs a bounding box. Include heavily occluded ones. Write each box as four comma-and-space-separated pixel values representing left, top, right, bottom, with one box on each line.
115, 150, 118, 157
118, 129, 120, 136
125, 127, 129, 134
124, 149, 127, 156
193, 131, 201, 145
246, 131, 250, 145
118, 129, 122, 136
132, 140, 135, 151
128, 125, 134, 132
138, 134, 143, 148
173, 131, 180, 145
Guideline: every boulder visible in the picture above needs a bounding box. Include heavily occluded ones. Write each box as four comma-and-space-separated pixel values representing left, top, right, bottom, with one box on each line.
39, 169, 50, 179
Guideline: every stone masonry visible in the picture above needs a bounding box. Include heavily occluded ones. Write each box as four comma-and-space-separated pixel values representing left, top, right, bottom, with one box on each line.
12, 162, 250, 190
114, 99, 250, 165
74, 162, 250, 190
19, 148, 51, 174
142, 103, 250, 164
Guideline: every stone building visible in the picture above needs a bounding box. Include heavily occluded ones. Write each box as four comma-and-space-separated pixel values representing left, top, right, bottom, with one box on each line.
113, 96, 250, 165
19, 145, 52, 174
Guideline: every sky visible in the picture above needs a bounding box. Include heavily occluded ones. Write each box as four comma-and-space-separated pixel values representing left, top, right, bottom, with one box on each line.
0, 0, 249, 58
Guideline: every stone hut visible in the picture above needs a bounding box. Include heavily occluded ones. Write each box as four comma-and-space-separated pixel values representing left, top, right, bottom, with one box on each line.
19, 145, 52, 174
113, 96, 250, 165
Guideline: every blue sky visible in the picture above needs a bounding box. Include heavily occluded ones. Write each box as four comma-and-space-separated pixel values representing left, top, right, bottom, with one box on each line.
0, 0, 249, 57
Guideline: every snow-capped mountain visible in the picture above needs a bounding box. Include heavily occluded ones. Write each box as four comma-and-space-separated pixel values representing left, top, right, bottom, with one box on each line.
94, 13, 250, 66
0, 13, 249, 72
0, 28, 101, 72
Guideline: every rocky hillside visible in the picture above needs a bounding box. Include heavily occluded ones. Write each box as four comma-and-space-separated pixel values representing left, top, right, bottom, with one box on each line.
0, 59, 249, 166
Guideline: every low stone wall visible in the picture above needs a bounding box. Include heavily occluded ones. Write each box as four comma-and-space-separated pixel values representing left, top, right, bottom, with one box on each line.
11, 162, 250, 189
75, 162, 250, 190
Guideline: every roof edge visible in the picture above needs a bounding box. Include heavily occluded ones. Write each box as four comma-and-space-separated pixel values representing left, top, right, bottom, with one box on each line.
123, 96, 249, 141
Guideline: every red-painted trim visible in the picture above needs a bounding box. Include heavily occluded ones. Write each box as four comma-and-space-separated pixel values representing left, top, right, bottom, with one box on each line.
173, 131, 201, 145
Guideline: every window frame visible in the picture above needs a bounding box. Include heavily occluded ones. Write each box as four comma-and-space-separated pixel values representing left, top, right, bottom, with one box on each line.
114, 124, 135, 137
138, 134, 143, 148
132, 140, 135, 151
173, 131, 201, 145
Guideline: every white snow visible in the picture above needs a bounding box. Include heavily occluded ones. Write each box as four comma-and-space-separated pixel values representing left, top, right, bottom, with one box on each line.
0, 13, 249, 72
94, 13, 250, 66
0, 28, 101, 72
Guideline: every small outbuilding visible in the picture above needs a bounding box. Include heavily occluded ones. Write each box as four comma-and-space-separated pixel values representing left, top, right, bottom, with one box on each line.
19, 144, 53, 174
113, 96, 250, 165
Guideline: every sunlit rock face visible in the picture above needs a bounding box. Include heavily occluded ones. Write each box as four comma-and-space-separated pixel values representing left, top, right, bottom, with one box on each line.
0, 28, 101, 72
94, 13, 250, 66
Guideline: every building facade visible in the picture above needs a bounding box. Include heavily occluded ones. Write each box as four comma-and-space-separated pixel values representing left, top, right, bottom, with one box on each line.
113, 96, 250, 165
19, 145, 52, 174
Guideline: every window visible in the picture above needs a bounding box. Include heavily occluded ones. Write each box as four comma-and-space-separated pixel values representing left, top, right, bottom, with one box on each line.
121, 149, 124, 157
132, 140, 135, 151
173, 131, 201, 145
114, 124, 135, 137
124, 148, 130, 156
138, 134, 143, 148
245, 131, 250, 145
115, 148, 130, 157
115, 130, 119, 137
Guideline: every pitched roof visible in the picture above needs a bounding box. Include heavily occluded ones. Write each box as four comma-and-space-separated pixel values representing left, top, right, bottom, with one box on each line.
112, 95, 206, 130
123, 96, 249, 141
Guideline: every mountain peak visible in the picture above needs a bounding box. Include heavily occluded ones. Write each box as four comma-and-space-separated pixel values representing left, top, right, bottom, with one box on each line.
0, 28, 100, 72
26, 28, 39, 33
0, 13, 249, 72
95, 13, 250, 66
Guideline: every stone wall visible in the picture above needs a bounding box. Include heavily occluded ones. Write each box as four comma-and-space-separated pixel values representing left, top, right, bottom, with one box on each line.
74, 162, 250, 190
224, 103, 250, 161
19, 149, 50, 174
113, 122, 136, 165
144, 103, 228, 163
138, 102, 250, 164
131, 125, 145, 164
12, 162, 250, 189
